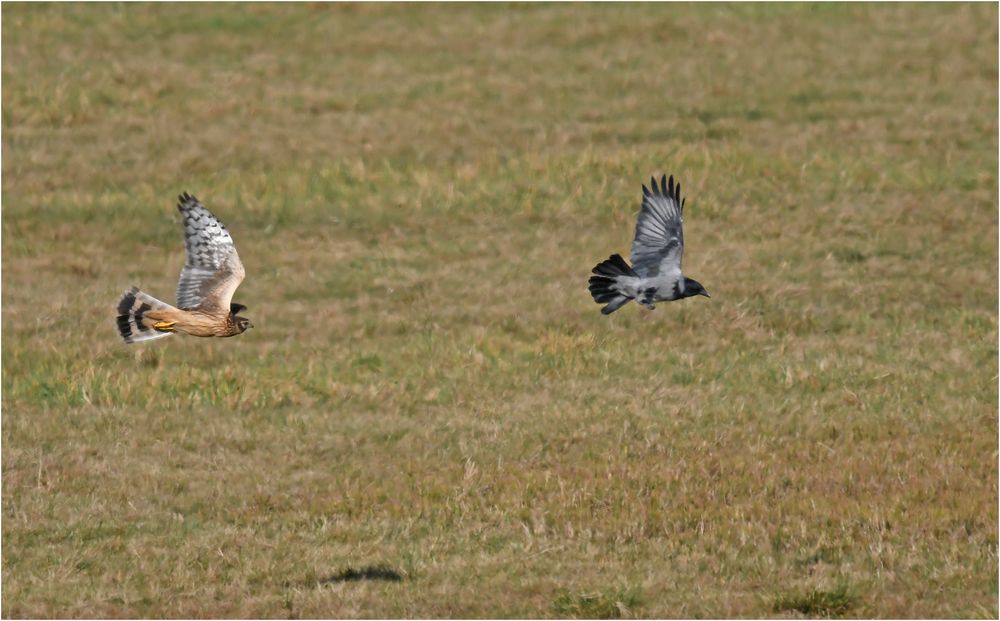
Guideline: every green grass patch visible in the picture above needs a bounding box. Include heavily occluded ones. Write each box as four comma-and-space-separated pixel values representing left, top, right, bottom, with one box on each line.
773, 582, 859, 617
553, 585, 643, 619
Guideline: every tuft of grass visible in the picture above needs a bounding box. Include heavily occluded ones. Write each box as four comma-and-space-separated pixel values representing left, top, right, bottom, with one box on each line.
553, 585, 643, 619
773, 582, 858, 617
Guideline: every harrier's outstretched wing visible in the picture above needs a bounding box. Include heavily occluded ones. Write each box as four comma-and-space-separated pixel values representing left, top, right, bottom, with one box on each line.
630, 175, 685, 279
175, 193, 245, 312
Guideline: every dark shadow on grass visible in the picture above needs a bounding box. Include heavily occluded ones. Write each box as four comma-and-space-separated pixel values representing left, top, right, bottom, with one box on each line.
320, 564, 404, 584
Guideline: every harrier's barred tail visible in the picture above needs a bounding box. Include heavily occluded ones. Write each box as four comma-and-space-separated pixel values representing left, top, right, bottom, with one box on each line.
116, 287, 175, 344
588, 254, 637, 315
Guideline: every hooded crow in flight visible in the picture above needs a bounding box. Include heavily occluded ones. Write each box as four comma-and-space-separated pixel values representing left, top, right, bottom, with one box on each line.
589, 174, 710, 314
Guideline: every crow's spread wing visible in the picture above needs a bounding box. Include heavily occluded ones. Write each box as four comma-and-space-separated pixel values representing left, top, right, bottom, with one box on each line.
175, 193, 246, 312
630, 174, 684, 279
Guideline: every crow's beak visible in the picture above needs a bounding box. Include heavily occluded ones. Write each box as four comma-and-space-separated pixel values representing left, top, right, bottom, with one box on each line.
700, 291, 711, 298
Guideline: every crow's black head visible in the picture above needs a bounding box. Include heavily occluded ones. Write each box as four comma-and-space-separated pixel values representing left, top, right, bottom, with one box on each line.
682, 278, 711, 299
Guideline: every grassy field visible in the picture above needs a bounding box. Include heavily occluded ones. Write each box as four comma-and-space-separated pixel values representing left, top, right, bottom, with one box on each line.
2, 3, 997, 618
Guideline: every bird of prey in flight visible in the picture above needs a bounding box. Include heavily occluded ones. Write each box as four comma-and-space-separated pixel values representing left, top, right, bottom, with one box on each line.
116, 193, 253, 343
589, 174, 710, 314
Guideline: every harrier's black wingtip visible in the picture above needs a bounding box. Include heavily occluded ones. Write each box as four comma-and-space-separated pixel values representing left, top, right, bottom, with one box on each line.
177, 192, 199, 210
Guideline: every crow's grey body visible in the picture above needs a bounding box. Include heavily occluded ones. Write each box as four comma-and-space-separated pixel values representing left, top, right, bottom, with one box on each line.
589, 174, 709, 314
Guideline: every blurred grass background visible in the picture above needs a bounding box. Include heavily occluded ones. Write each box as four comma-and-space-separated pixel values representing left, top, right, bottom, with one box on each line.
2, 3, 997, 618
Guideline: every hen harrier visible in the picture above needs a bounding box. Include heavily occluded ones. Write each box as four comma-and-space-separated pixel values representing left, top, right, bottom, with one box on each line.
116, 193, 253, 344
589, 174, 710, 314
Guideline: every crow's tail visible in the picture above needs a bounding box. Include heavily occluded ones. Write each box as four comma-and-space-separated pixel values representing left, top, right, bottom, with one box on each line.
588, 254, 637, 315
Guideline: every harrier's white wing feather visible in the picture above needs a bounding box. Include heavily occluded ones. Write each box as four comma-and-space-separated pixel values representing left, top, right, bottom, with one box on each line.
175, 193, 245, 312
630, 175, 685, 279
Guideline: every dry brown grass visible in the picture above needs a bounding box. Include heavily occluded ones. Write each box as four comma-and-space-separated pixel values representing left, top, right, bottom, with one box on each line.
2, 3, 997, 618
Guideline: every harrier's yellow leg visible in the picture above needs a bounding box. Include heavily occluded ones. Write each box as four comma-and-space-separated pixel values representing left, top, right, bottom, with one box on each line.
153, 321, 176, 332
